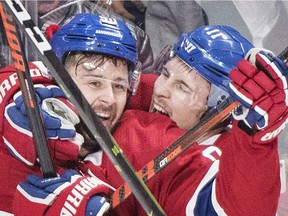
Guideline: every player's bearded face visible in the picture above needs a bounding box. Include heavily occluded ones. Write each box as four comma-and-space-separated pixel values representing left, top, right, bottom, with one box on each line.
151, 56, 211, 130
66, 56, 129, 131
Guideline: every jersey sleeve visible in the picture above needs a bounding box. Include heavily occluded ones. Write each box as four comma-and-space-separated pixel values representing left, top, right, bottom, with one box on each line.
110, 118, 281, 215
171, 123, 280, 216
182, 122, 280, 215
214, 120, 280, 215
0, 61, 54, 165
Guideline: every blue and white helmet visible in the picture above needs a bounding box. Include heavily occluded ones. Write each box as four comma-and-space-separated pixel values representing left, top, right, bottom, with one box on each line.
173, 25, 254, 106
50, 13, 139, 93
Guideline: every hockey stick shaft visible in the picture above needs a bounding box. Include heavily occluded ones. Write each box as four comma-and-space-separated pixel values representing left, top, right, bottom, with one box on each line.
2, 0, 165, 215
0, 2, 56, 178
112, 97, 238, 207
111, 47, 288, 208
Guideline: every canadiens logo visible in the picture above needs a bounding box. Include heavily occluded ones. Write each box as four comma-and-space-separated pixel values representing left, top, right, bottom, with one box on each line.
261, 119, 288, 141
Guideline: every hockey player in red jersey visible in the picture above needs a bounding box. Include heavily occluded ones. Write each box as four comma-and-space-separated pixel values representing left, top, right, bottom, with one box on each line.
0, 13, 140, 215
2, 13, 288, 216
106, 26, 288, 215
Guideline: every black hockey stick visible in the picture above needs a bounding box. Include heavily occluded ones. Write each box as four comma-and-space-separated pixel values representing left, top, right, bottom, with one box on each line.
111, 47, 288, 208
0, 2, 56, 178
1, 0, 165, 215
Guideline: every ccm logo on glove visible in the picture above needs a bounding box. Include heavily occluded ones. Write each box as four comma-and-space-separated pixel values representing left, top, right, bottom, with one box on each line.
260, 117, 288, 141
228, 49, 288, 143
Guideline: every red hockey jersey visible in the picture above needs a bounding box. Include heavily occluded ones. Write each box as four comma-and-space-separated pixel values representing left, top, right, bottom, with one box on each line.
0, 62, 80, 212
101, 110, 281, 216
0, 63, 281, 215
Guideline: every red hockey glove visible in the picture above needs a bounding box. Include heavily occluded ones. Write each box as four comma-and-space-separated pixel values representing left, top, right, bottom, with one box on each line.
13, 169, 112, 216
3, 84, 83, 165
228, 48, 288, 143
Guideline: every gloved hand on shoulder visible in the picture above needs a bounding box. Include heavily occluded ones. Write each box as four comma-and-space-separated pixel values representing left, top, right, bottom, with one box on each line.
3, 84, 84, 164
228, 48, 288, 143
13, 169, 112, 216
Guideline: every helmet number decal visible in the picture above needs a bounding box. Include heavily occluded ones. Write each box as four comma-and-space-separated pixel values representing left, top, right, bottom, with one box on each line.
206, 29, 227, 40
99, 16, 118, 28
180, 28, 227, 54
97, 16, 123, 39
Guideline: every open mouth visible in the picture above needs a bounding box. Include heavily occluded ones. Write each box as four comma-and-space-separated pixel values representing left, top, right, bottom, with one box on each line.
96, 111, 111, 121
152, 102, 169, 117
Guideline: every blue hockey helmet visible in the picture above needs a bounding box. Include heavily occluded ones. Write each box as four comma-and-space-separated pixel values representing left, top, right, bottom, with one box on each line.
50, 13, 138, 71
173, 25, 254, 93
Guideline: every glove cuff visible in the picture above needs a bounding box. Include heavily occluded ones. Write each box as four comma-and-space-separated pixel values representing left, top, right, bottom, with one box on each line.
251, 109, 288, 144
47, 175, 112, 216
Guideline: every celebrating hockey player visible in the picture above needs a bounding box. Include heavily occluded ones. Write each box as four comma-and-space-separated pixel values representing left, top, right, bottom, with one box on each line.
0, 12, 287, 216
0, 13, 139, 215
108, 26, 288, 215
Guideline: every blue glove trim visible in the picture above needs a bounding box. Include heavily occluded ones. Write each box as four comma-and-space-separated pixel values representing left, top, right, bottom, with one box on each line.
86, 195, 110, 216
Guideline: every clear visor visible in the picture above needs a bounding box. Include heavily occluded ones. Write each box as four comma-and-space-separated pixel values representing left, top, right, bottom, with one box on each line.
153, 45, 229, 107
130, 61, 141, 95
75, 61, 140, 94
156, 67, 211, 105
73, 74, 131, 93
153, 47, 210, 108
148, 45, 174, 74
